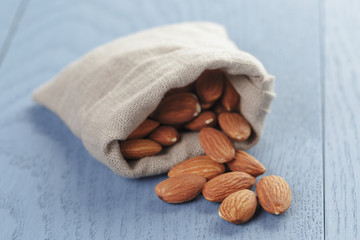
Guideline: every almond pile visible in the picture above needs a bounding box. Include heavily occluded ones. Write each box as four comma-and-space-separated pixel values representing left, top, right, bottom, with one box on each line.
155, 149, 291, 224
119, 69, 291, 224
119, 69, 250, 159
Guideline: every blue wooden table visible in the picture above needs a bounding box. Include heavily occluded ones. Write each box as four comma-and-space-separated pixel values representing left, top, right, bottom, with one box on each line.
0, 0, 359, 239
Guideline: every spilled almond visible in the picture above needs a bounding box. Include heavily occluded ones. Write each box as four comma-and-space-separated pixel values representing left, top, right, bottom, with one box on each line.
219, 189, 257, 224
256, 175, 291, 215
155, 174, 206, 203
202, 172, 256, 202
168, 155, 225, 180
227, 150, 266, 177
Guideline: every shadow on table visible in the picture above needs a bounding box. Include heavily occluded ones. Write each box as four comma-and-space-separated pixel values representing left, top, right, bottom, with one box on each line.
27, 105, 82, 150
208, 206, 285, 236
26, 104, 164, 185
27, 104, 167, 179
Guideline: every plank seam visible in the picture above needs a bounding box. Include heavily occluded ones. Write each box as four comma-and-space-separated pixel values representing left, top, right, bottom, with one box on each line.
319, 0, 326, 239
0, 0, 30, 70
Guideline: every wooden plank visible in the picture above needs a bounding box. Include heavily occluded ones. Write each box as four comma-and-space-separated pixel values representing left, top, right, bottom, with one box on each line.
0, 0, 21, 46
324, 0, 360, 238
0, 0, 323, 239
0, 0, 25, 66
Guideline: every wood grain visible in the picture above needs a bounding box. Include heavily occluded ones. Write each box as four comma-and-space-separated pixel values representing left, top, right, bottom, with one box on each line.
0, 0, 20, 46
0, 0, 27, 67
0, 0, 336, 239
324, 0, 360, 238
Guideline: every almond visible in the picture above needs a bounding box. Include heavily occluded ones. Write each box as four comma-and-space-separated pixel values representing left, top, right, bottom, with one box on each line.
127, 119, 160, 139
165, 82, 195, 97
202, 172, 256, 202
212, 102, 227, 115
201, 102, 214, 110
195, 70, 224, 104
227, 150, 266, 177
152, 92, 201, 125
218, 189, 257, 224
218, 112, 251, 141
168, 155, 225, 180
221, 79, 240, 111
148, 126, 179, 146
185, 111, 217, 131
155, 174, 206, 203
199, 127, 235, 163
119, 139, 162, 159
256, 176, 291, 215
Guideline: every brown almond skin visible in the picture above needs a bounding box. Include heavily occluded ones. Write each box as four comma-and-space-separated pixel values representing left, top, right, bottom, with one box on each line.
152, 92, 201, 125
155, 174, 206, 203
202, 172, 256, 202
256, 176, 291, 215
185, 111, 217, 131
195, 70, 225, 104
168, 155, 225, 180
148, 126, 179, 146
164, 82, 195, 97
199, 127, 235, 163
127, 119, 160, 139
218, 112, 251, 141
221, 79, 240, 111
227, 150, 266, 177
119, 139, 162, 159
201, 101, 214, 110
219, 189, 257, 224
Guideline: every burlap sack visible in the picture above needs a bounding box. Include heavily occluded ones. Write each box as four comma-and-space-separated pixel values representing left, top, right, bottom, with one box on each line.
33, 22, 275, 178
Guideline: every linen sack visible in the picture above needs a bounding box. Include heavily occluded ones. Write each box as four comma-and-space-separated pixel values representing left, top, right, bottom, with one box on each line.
33, 22, 275, 178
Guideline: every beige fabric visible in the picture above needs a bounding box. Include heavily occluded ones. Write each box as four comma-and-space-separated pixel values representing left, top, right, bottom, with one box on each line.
33, 22, 275, 178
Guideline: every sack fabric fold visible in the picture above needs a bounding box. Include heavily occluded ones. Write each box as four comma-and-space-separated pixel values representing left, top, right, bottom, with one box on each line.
33, 22, 275, 178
